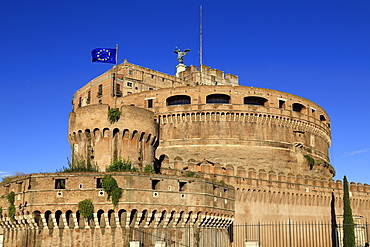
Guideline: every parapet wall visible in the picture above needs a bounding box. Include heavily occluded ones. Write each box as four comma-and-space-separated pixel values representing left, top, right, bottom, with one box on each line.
0, 173, 234, 246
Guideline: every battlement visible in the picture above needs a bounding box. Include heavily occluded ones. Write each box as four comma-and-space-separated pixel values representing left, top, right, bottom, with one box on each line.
178, 65, 239, 85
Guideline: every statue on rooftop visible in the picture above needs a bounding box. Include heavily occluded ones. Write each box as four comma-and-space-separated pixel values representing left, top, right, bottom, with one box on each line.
174, 47, 191, 64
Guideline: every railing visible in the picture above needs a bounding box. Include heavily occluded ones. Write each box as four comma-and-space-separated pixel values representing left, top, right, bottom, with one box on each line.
129, 222, 369, 247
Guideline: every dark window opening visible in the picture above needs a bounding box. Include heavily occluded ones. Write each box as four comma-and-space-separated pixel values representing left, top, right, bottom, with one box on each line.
179, 181, 187, 191
55, 179, 66, 189
148, 99, 153, 108
127, 82, 132, 87
311, 108, 316, 117
129, 70, 133, 75
320, 115, 327, 122
244, 96, 268, 106
115, 84, 122, 97
96, 178, 103, 188
86, 91, 91, 104
152, 179, 160, 190
78, 97, 82, 108
279, 100, 286, 109
292, 103, 306, 113
206, 94, 230, 104
97, 84, 103, 97
148, 87, 154, 90
167, 95, 191, 106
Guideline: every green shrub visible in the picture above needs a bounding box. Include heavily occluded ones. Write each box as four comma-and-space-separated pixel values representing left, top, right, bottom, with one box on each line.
78, 199, 94, 219
182, 171, 196, 177
58, 154, 99, 173
143, 164, 155, 174
106, 158, 138, 172
108, 108, 121, 124
101, 175, 122, 206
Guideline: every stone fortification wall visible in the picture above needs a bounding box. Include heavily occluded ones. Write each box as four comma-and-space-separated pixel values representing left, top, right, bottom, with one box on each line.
68, 104, 158, 171
162, 168, 370, 225
0, 173, 234, 246
120, 85, 332, 179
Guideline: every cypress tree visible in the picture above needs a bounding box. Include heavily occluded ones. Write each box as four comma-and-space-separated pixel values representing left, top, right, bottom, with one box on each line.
343, 176, 355, 247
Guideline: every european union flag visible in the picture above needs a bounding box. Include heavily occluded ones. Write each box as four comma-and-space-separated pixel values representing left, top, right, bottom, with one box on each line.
91, 48, 117, 64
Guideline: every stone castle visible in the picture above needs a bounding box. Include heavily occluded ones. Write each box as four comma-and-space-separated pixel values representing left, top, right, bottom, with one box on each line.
1, 59, 370, 246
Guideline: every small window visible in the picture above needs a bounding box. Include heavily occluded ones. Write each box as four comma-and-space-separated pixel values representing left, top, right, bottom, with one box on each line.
97, 84, 103, 97
129, 70, 133, 75
152, 179, 160, 190
116, 84, 122, 97
244, 96, 267, 106
206, 94, 230, 104
78, 97, 82, 108
86, 91, 91, 104
127, 82, 133, 87
55, 179, 66, 189
311, 108, 316, 117
279, 100, 286, 109
148, 87, 153, 90
96, 178, 103, 188
167, 95, 191, 106
179, 181, 187, 191
148, 99, 153, 108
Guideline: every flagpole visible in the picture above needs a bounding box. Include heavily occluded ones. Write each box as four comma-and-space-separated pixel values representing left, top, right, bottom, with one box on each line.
113, 44, 119, 108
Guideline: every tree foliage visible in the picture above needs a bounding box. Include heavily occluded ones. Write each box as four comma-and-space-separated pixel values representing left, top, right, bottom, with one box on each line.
78, 199, 94, 219
1, 172, 26, 183
101, 175, 122, 206
343, 176, 355, 247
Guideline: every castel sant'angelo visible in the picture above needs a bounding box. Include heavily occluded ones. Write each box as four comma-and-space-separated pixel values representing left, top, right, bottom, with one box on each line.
1, 50, 370, 247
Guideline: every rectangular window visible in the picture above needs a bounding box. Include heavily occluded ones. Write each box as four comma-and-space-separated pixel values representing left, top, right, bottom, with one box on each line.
116, 84, 122, 97
279, 100, 286, 109
96, 178, 103, 188
97, 84, 103, 97
127, 82, 133, 87
55, 179, 66, 189
148, 87, 153, 90
148, 99, 153, 108
179, 181, 187, 191
152, 179, 160, 190
129, 70, 133, 75
87, 91, 91, 104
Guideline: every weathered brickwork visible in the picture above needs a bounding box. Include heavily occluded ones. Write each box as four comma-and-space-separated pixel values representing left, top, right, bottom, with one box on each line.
1, 61, 369, 246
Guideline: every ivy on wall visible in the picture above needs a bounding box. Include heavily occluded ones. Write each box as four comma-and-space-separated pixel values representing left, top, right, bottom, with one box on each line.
78, 199, 94, 219
101, 175, 122, 206
7, 191, 15, 221
304, 155, 315, 170
108, 108, 121, 124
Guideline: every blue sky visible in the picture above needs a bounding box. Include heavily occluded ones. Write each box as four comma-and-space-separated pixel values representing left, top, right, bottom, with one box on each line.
0, 0, 369, 183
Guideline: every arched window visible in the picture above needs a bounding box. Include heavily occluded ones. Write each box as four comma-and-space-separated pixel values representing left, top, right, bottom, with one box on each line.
292, 103, 306, 113
244, 96, 268, 106
166, 95, 191, 106
206, 94, 230, 104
